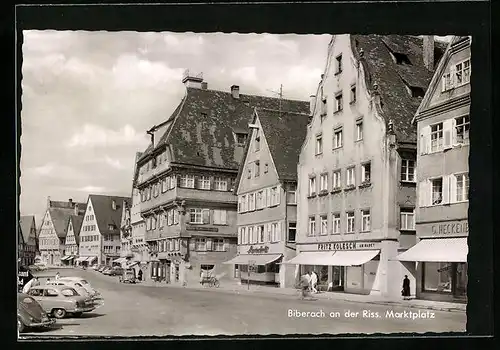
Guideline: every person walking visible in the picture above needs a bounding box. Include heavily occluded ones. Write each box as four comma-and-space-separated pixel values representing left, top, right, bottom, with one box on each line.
55, 272, 61, 280
138, 269, 143, 282
402, 275, 411, 300
310, 271, 319, 294
298, 272, 311, 300
22, 277, 38, 294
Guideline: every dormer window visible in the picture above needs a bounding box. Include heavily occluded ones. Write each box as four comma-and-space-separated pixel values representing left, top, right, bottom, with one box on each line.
392, 52, 412, 65
235, 132, 248, 145
108, 224, 116, 230
254, 129, 260, 152
112, 200, 116, 210
404, 83, 425, 98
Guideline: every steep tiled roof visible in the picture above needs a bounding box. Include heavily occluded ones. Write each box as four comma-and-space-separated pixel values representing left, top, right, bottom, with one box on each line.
49, 200, 86, 210
47, 200, 87, 238
89, 195, 131, 236
20, 215, 35, 243
351, 35, 447, 143
257, 108, 309, 181
69, 215, 84, 244
139, 87, 309, 170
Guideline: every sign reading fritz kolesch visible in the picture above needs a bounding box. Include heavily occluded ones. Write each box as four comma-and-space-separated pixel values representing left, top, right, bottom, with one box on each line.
186, 225, 218, 232
317, 242, 377, 251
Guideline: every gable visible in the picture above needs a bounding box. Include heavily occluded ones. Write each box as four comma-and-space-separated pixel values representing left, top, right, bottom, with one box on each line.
18, 226, 25, 245
39, 211, 54, 238
236, 113, 280, 195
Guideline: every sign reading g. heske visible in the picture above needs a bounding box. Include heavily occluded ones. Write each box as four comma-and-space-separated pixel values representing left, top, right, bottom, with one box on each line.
317, 241, 377, 251
247, 245, 270, 254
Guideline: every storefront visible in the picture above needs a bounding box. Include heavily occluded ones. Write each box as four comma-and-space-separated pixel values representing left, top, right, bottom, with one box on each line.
395, 227, 468, 303
284, 241, 386, 295
224, 244, 283, 286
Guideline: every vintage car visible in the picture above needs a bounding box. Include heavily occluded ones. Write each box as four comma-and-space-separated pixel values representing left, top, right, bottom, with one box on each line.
58, 277, 98, 296
17, 293, 55, 333
106, 267, 124, 276
119, 268, 136, 283
46, 279, 91, 298
100, 266, 112, 274
27, 285, 95, 319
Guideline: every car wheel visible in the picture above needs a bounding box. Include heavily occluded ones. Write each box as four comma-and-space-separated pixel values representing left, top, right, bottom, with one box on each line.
17, 318, 25, 333
214, 280, 220, 288
52, 308, 66, 319
73, 312, 83, 317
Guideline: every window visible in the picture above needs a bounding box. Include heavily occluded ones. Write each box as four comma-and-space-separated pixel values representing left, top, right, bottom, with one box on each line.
241, 195, 247, 212
248, 193, 255, 211
320, 99, 327, 119
361, 162, 371, 184
168, 210, 173, 226
455, 59, 471, 86
257, 225, 265, 243
214, 177, 227, 191
335, 54, 343, 74
180, 175, 195, 188
264, 163, 269, 173
431, 178, 443, 205
195, 238, 206, 251
400, 208, 415, 230
430, 123, 443, 152
456, 173, 469, 202
346, 167, 355, 187
333, 213, 341, 234
44, 289, 59, 297
332, 170, 341, 190
455, 115, 470, 145
162, 178, 168, 192
189, 208, 203, 224
236, 133, 247, 145
441, 71, 453, 92
334, 93, 343, 112
247, 165, 252, 179
213, 210, 227, 225
361, 210, 371, 232
315, 135, 323, 155
346, 212, 355, 233
392, 52, 411, 65
288, 222, 296, 242
255, 161, 260, 177
423, 262, 452, 293
270, 187, 280, 206
333, 128, 343, 148
287, 184, 297, 204
173, 210, 179, 224
254, 129, 260, 152
350, 85, 356, 103
213, 238, 225, 251
248, 226, 254, 244
356, 119, 363, 141
198, 176, 211, 190
309, 177, 316, 196
308, 217, 316, 236
401, 159, 416, 182
319, 174, 328, 192
320, 216, 328, 235
271, 223, 280, 242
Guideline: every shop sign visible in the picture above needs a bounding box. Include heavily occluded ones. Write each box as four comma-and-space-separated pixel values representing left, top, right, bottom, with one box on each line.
247, 245, 269, 254
186, 225, 218, 232
431, 221, 468, 236
317, 241, 378, 251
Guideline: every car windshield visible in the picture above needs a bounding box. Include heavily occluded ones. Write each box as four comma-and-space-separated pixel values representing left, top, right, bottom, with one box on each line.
61, 288, 79, 297
22, 296, 34, 304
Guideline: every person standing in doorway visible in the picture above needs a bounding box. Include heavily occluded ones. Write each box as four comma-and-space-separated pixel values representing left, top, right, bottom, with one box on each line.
402, 275, 411, 300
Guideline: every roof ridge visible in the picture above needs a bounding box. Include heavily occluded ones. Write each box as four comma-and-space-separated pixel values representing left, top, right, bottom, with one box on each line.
258, 107, 309, 116
186, 86, 307, 103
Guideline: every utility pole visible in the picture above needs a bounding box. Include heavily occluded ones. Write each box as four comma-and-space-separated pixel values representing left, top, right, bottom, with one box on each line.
267, 84, 284, 116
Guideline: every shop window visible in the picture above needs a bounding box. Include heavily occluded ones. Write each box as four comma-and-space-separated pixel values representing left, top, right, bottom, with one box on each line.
201, 264, 215, 271
423, 262, 452, 293
239, 264, 248, 273
455, 263, 468, 297
266, 262, 280, 273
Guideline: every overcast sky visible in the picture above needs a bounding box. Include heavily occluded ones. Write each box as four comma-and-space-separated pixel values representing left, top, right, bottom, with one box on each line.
20, 31, 332, 224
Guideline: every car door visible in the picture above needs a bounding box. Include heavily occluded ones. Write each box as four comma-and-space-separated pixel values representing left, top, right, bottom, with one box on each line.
42, 287, 62, 311
28, 288, 49, 313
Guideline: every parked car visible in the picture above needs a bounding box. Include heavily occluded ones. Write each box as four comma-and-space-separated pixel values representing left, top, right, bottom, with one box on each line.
17, 293, 55, 333
46, 280, 91, 298
96, 265, 106, 272
26, 285, 95, 319
34, 261, 48, 270
58, 277, 99, 297
101, 267, 112, 275
107, 267, 124, 276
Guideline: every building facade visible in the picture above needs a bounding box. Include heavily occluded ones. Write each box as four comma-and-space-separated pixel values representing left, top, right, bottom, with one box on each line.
77, 195, 130, 266
62, 215, 83, 265
38, 198, 86, 266
136, 72, 308, 286
396, 36, 470, 303
226, 108, 309, 288
293, 35, 446, 297
19, 216, 37, 266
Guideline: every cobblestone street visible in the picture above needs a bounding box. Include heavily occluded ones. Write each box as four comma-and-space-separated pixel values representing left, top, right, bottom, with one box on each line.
20, 268, 466, 338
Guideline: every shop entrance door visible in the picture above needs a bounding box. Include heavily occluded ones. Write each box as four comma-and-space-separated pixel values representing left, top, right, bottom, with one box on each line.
174, 264, 180, 282
332, 266, 345, 291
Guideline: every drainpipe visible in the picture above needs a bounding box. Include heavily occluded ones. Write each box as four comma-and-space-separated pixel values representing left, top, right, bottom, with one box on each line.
283, 180, 287, 289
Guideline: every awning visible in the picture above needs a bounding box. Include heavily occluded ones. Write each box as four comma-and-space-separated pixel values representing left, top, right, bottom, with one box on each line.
327, 250, 380, 266
67, 256, 75, 260
61, 256, 70, 261
282, 252, 335, 265
87, 256, 97, 263
223, 254, 282, 265
75, 257, 87, 262
127, 261, 139, 268
113, 257, 126, 263
394, 237, 468, 262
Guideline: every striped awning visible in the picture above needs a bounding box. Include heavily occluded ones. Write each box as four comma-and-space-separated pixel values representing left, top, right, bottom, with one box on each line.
75, 257, 87, 262
394, 237, 468, 262
113, 257, 127, 263
61, 256, 70, 261
223, 254, 282, 266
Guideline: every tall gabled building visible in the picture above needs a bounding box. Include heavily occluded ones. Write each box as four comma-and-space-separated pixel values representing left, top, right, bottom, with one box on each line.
294, 35, 446, 298
77, 194, 131, 266
19, 215, 37, 266
395, 36, 470, 303
38, 198, 86, 266
63, 215, 84, 265
135, 72, 309, 285
225, 107, 309, 288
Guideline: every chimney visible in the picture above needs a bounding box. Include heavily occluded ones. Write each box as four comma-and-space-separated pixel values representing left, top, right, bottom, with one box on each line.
309, 95, 316, 116
423, 35, 435, 71
231, 85, 240, 99
47, 196, 51, 208
182, 69, 203, 88
69, 198, 73, 205
201, 82, 208, 90
74, 203, 79, 216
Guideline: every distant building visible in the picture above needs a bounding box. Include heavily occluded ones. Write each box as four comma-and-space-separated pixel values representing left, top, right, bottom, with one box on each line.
294, 35, 446, 297
135, 72, 309, 285
396, 36, 470, 303
226, 107, 309, 288
77, 194, 131, 266
62, 215, 84, 265
38, 198, 86, 266
19, 215, 37, 266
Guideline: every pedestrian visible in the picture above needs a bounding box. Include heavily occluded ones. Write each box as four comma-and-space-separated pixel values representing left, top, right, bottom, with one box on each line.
55, 272, 61, 280
402, 275, 411, 300
310, 270, 318, 294
22, 277, 38, 294
138, 269, 143, 282
298, 272, 311, 300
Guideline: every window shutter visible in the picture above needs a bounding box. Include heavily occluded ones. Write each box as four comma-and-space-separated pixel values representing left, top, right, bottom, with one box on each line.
238, 228, 242, 244
202, 209, 210, 224
210, 176, 214, 190
418, 181, 426, 207
277, 221, 282, 241
265, 224, 271, 242
441, 74, 447, 92
221, 210, 227, 225
449, 66, 456, 87
277, 185, 281, 205
266, 188, 271, 207
206, 238, 213, 251
175, 175, 180, 187
443, 119, 453, 150
419, 128, 428, 155
449, 174, 457, 203
442, 175, 450, 204
451, 118, 458, 146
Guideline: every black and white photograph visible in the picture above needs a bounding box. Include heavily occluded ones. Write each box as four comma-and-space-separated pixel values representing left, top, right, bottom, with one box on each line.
17, 25, 472, 337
